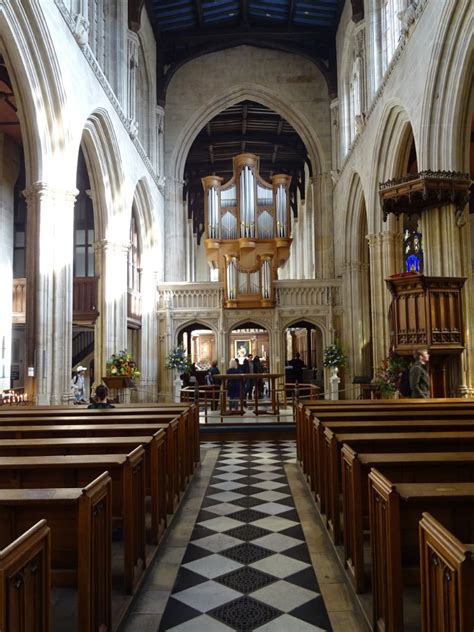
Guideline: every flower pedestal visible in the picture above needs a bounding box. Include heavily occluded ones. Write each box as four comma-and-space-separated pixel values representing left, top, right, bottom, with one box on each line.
103, 376, 133, 403
173, 373, 182, 403
329, 366, 340, 400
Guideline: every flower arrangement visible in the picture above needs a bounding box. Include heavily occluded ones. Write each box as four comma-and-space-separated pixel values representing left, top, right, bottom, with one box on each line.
106, 350, 140, 380
374, 351, 408, 396
166, 345, 191, 374
323, 342, 347, 368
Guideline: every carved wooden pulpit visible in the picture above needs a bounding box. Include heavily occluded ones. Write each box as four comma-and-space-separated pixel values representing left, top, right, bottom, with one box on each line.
386, 273, 466, 397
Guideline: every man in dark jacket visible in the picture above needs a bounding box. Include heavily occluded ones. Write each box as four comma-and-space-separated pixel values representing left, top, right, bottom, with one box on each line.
409, 349, 430, 398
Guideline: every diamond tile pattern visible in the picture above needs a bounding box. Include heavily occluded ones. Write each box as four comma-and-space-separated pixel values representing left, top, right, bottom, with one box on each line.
159, 441, 332, 631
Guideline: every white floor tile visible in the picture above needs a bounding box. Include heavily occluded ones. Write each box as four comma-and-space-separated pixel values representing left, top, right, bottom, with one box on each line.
251, 516, 299, 532
183, 553, 242, 579
252, 491, 290, 502
207, 491, 245, 502
251, 480, 287, 490
252, 533, 303, 552
172, 580, 241, 612
250, 501, 293, 515
209, 481, 246, 491
168, 614, 235, 631
197, 516, 244, 532
204, 502, 243, 516
213, 472, 248, 481
250, 554, 309, 578
191, 533, 243, 553
251, 472, 285, 481
251, 579, 319, 611
254, 614, 327, 632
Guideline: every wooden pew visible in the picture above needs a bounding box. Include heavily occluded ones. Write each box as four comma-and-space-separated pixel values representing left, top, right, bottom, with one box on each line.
368, 470, 474, 632
0, 451, 145, 594
419, 512, 474, 632
0, 519, 50, 632
299, 404, 474, 487
0, 473, 112, 632
341, 447, 474, 592
0, 413, 191, 497
323, 428, 474, 544
313, 417, 474, 513
0, 433, 166, 544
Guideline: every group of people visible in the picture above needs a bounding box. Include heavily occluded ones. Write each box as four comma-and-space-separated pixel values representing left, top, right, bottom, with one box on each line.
227, 353, 266, 410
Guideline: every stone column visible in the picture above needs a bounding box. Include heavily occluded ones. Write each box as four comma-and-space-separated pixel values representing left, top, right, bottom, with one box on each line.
24, 183, 77, 404
330, 98, 340, 172
421, 205, 473, 393
0, 136, 20, 390
165, 178, 186, 281
313, 174, 334, 279
139, 265, 158, 401
154, 106, 165, 175
367, 231, 402, 368
94, 239, 128, 380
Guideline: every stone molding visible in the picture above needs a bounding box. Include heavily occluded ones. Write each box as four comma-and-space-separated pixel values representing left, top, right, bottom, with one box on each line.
93, 238, 130, 255
54, 0, 164, 193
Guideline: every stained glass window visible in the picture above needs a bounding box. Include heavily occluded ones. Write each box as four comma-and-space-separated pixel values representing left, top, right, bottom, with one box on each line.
403, 216, 423, 273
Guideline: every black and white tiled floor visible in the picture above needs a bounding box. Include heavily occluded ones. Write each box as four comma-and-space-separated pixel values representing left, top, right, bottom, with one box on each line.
159, 441, 332, 631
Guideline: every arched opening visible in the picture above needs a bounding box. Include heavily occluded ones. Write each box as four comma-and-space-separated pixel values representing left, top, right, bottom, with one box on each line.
283, 319, 323, 392
229, 321, 270, 371
177, 322, 217, 382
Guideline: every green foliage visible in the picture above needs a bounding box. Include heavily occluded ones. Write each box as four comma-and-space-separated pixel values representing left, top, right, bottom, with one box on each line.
106, 350, 140, 380
166, 345, 191, 373
374, 351, 409, 396
323, 343, 347, 368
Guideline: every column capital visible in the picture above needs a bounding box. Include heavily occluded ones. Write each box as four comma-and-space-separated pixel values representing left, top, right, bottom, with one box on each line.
93, 238, 130, 255
22, 182, 78, 205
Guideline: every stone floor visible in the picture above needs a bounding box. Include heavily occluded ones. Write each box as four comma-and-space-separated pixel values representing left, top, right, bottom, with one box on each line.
120, 441, 368, 632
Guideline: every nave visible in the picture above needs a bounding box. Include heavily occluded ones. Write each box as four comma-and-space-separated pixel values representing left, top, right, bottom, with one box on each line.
121, 439, 366, 632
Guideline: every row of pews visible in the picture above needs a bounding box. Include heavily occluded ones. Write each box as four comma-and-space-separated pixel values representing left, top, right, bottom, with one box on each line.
296, 398, 474, 632
0, 402, 199, 632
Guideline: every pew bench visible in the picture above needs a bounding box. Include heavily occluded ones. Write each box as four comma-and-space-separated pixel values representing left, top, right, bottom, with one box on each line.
341, 447, 474, 592
419, 512, 474, 632
368, 470, 474, 632
0, 519, 50, 632
0, 450, 146, 594
0, 473, 112, 632
324, 429, 474, 544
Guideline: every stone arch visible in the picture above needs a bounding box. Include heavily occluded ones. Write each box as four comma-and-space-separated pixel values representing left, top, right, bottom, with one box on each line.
169, 81, 326, 183
344, 172, 369, 264
0, 1, 71, 185
281, 316, 325, 369
420, 0, 473, 171
175, 319, 219, 339
226, 317, 272, 338
131, 177, 156, 254
371, 101, 415, 233
81, 109, 126, 242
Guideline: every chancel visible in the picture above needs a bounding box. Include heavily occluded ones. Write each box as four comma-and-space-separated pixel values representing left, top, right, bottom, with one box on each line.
0, 1, 472, 631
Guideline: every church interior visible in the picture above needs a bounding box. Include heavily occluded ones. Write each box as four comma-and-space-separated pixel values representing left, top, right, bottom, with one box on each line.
0, 0, 472, 630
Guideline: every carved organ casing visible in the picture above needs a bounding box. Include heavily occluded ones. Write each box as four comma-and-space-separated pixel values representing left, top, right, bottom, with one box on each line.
203, 153, 292, 308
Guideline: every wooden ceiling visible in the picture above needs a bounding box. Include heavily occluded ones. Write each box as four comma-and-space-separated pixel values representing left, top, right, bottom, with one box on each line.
144, 0, 348, 102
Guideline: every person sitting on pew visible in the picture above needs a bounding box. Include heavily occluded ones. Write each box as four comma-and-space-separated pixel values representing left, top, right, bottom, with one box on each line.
88, 384, 115, 409
409, 349, 430, 398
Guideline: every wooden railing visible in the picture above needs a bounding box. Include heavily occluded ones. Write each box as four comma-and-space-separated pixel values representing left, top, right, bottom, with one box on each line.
0, 519, 50, 632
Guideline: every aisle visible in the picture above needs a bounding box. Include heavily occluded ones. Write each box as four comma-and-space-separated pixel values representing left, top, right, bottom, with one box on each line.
158, 441, 332, 631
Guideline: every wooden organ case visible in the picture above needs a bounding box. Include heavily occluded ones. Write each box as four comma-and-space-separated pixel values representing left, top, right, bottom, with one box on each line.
202, 153, 292, 309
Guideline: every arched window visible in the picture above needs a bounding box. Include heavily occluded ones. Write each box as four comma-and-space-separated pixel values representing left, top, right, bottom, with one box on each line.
128, 212, 140, 292
74, 150, 95, 278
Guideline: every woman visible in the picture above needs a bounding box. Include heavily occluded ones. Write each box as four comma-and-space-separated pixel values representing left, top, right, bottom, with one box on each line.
226, 359, 241, 411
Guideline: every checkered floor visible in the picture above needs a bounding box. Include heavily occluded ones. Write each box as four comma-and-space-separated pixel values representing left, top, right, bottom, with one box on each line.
159, 441, 332, 631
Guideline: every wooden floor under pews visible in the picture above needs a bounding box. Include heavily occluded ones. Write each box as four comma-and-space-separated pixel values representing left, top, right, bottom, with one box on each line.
0, 402, 200, 632
296, 398, 474, 632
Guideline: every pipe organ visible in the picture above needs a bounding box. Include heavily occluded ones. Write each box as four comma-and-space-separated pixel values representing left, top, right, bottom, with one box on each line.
203, 153, 292, 308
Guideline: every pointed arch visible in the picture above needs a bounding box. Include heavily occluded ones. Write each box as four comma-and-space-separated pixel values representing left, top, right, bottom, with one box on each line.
81, 109, 126, 242
169, 82, 326, 183
344, 171, 369, 264
0, 1, 71, 185
420, 0, 473, 170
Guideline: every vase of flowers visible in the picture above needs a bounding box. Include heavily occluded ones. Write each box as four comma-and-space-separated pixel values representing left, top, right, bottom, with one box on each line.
374, 351, 408, 398
323, 343, 347, 370
166, 345, 191, 402
105, 350, 140, 387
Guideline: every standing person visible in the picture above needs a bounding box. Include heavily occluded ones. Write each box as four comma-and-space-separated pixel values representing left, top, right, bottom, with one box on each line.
206, 360, 220, 385
289, 352, 306, 383
226, 359, 241, 410
72, 365, 88, 404
88, 384, 115, 409
409, 349, 430, 398
252, 355, 264, 397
